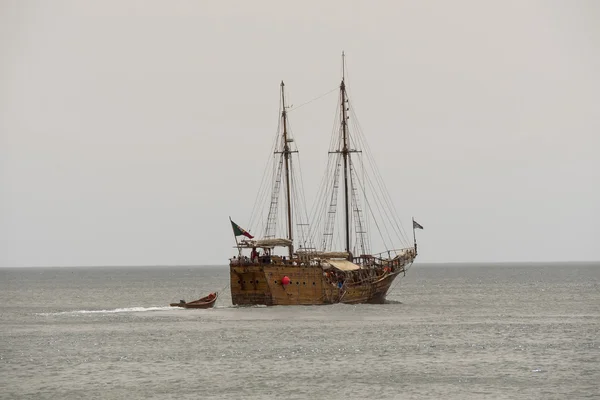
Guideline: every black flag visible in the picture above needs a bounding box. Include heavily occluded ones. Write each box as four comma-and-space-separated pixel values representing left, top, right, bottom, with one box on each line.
413, 220, 424, 230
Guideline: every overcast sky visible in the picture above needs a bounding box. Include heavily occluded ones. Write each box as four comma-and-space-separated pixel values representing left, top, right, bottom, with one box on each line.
1, 0, 599, 267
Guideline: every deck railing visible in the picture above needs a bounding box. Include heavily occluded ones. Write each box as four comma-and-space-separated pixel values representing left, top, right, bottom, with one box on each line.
230, 246, 416, 268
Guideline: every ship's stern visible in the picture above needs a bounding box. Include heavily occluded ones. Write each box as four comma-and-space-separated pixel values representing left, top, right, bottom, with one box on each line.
229, 264, 273, 306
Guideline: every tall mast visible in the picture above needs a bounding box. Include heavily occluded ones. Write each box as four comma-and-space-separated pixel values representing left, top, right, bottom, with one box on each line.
340, 52, 351, 255
281, 81, 294, 256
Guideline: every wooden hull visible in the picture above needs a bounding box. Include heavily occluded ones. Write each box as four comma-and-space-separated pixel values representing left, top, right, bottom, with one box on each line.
229, 263, 404, 306
170, 293, 218, 309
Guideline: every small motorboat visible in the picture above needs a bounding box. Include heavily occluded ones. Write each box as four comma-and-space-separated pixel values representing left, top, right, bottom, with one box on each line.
170, 292, 218, 309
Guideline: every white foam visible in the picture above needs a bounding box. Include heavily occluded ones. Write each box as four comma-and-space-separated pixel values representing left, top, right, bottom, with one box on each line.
39, 306, 176, 315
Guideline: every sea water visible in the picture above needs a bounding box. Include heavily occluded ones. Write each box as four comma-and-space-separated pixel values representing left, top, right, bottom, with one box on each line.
1, 263, 599, 399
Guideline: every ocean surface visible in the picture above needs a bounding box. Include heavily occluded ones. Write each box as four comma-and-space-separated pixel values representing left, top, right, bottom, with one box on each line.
1, 263, 599, 399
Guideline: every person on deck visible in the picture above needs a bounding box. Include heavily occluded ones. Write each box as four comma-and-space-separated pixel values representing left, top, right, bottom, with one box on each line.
251, 247, 258, 263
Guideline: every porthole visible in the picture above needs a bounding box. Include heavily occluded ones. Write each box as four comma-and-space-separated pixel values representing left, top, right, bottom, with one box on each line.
237, 280, 241, 284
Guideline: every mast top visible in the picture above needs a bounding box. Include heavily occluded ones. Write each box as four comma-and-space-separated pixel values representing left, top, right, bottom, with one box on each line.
341, 51, 346, 83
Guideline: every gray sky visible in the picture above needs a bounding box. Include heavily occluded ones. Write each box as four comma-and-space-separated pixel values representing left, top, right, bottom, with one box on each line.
1, 0, 599, 267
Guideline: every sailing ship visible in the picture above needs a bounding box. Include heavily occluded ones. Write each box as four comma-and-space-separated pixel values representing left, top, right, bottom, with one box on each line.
229, 54, 423, 305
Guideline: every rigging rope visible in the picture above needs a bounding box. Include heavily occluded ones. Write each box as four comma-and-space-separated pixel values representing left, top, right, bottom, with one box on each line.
287, 87, 338, 113
348, 102, 411, 245
248, 102, 284, 233
215, 282, 230, 307
306, 86, 414, 253
246, 74, 414, 257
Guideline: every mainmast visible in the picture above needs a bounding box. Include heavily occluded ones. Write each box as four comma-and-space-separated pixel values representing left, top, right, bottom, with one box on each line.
340, 52, 351, 255
280, 81, 294, 256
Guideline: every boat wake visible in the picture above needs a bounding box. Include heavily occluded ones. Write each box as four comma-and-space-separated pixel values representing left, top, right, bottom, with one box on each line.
38, 306, 176, 315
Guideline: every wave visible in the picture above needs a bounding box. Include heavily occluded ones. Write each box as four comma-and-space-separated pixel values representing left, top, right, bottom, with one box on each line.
38, 306, 176, 315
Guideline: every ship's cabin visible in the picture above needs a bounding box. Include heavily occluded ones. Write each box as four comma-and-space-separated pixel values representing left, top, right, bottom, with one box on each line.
229, 238, 308, 266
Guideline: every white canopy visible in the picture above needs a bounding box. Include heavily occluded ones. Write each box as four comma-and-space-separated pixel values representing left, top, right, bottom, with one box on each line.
239, 238, 293, 248
323, 259, 361, 271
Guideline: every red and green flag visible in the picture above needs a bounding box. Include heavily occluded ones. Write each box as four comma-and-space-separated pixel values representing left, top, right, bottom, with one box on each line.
230, 219, 254, 239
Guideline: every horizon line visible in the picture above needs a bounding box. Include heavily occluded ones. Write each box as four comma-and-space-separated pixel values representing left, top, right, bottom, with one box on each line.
2, 260, 600, 268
